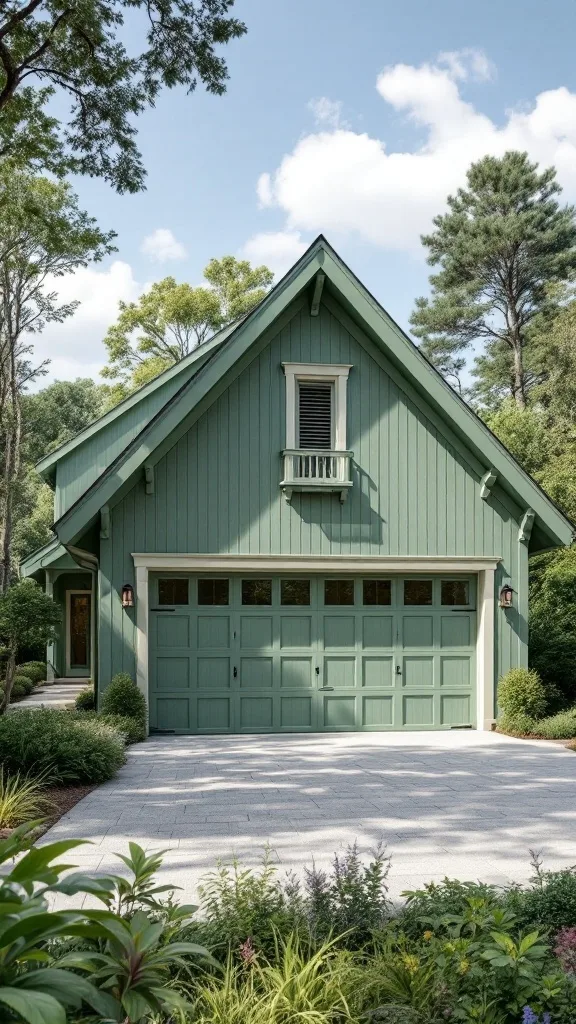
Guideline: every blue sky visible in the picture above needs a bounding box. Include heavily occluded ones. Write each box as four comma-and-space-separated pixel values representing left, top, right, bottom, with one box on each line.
37, 0, 576, 383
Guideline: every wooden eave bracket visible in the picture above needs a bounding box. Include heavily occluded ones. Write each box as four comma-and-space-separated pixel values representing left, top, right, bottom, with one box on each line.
518, 508, 535, 543
310, 272, 325, 317
100, 504, 110, 540
144, 464, 154, 495
480, 468, 497, 500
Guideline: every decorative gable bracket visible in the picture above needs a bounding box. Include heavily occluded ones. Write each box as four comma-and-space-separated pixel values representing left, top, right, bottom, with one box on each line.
480, 468, 497, 500
144, 464, 154, 495
518, 508, 535, 543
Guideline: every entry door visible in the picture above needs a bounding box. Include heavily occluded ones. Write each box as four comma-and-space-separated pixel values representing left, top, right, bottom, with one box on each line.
66, 590, 91, 676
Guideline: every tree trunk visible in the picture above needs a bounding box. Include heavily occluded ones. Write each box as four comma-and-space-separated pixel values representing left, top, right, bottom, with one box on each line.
0, 647, 16, 714
0, 330, 21, 592
511, 340, 527, 410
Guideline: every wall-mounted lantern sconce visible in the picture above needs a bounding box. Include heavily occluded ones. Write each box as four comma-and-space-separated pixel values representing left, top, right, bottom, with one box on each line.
499, 584, 514, 609
121, 583, 135, 608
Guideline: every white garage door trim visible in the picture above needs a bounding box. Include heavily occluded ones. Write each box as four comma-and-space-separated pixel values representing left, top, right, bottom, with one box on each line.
133, 554, 499, 732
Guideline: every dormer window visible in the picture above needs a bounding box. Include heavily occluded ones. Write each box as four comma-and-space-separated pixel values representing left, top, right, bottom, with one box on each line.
281, 363, 353, 503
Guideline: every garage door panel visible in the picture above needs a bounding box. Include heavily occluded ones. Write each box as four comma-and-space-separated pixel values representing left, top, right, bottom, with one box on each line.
240, 616, 273, 649
440, 616, 471, 648
280, 616, 312, 648
440, 656, 471, 687
155, 657, 190, 690
324, 695, 356, 728
324, 656, 356, 689
155, 697, 191, 731
362, 656, 393, 687
281, 696, 312, 728
240, 697, 273, 729
362, 615, 393, 648
363, 695, 393, 727
324, 616, 355, 648
281, 657, 313, 688
197, 656, 230, 689
403, 694, 434, 726
441, 694, 472, 726
240, 657, 273, 688
198, 697, 230, 731
403, 656, 434, 687
402, 616, 433, 647
156, 615, 190, 648
197, 616, 229, 649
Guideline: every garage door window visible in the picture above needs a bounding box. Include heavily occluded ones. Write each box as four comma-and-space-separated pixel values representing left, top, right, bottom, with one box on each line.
198, 579, 229, 605
242, 579, 272, 605
281, 579, 310, 605
158, 578, 189, 605
441, 580, 469, 605
363, 579, 391, 605
403, 579, 433, 605
324, 579, 354, 605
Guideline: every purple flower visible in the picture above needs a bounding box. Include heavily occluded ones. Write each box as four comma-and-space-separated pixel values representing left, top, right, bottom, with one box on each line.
522, 1010, 538, 1024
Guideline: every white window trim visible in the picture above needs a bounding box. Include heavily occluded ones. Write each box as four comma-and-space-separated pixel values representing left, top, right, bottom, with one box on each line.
133, 553, 499, 733
282, 363, 352, 451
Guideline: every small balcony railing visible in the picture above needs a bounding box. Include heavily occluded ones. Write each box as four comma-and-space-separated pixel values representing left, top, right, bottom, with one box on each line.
280, 449, 353, 503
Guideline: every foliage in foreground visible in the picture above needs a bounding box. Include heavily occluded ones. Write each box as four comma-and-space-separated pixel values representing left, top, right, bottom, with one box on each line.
0, 768, 54, 829
1, 828, 576, 1023
0, 707, 126, 783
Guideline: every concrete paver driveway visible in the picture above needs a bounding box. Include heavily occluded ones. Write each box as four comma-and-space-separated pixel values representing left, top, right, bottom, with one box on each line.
44, 732, 576, 903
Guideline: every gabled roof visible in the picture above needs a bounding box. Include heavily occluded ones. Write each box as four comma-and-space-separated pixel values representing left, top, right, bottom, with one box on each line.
52, 236, 574, 550
21, 537, 80, 577
36, 316, 241, 483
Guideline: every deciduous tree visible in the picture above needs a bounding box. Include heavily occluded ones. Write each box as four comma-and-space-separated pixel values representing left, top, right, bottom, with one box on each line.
0, 0, 246, 192
0, 578, 60, 712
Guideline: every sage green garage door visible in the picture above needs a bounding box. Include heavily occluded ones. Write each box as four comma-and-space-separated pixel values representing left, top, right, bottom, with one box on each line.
149, 574, 476, 733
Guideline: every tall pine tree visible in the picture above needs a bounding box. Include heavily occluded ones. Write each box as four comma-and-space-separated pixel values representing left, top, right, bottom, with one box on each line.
411, 151, 576, 408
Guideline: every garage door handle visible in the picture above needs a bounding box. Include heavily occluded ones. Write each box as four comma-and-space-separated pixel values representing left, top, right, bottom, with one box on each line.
319, 686, 334, 691
233, 666, 238, 678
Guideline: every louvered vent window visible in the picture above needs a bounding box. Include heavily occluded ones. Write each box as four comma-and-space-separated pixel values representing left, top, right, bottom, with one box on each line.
298, 381, 333, 449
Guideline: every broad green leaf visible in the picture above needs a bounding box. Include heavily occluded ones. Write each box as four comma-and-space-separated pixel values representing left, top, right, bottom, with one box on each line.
122, 988, 151, 1021
11, 841, 89, 881
17, 968, 121, 1018
0, 987, 66, 1024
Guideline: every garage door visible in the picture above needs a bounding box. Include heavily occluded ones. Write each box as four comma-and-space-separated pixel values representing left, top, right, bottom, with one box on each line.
149, 574, 476, 733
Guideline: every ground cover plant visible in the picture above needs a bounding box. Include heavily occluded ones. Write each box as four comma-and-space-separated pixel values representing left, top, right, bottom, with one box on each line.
497, 668, 576, 741
75, 673, 147, 743
2, 833, 576, 1024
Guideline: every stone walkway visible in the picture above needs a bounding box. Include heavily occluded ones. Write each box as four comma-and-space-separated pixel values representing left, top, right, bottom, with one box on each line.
11, 680, 88, 709
42, 731, 576, 905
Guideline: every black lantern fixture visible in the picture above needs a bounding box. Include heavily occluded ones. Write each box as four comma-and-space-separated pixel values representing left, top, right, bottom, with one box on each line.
499, 584, 514, 609
121, 583, 135, 608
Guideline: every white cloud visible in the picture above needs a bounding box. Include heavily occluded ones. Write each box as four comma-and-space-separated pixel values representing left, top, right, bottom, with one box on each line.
240, 230, 308, 278
437, 48, 495, 82
308, 97, 348, 129
30, 260, 143, 387
140, 227, 187, 262
256, 50, 576, 254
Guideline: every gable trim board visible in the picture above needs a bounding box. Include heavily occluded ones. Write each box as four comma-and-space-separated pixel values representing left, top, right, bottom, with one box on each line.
133, 554, 498, 732
51, 237, 573, 551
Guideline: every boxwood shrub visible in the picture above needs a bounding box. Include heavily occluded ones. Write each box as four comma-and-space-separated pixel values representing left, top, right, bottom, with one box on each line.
100, 672, 147, 725
99, 712, 146, 744
15, 661, 47, 684
75, 685, 95, 712
497, 667, 548, 720
0, 708, 126, 783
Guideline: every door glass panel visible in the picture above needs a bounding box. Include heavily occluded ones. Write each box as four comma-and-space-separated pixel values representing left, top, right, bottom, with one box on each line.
441, 580, 469, 606
242, 579, 272, 605
403, 580, 433, 606
70, 594, 90, 668
281, 579, 310, 605
198, 578, 229, 605
363, 579, 391, 605
158, 578, 189, 605
324, 579, 354, 605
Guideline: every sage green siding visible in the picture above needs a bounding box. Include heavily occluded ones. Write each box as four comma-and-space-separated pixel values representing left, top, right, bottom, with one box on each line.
98, 298, 528, 702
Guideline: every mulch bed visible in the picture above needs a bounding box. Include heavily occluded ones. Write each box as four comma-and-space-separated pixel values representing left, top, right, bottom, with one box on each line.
0, 783, 96, 841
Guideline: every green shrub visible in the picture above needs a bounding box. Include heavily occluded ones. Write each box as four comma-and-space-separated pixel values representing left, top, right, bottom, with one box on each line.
98, 712, 145, 744
498, 712, 539, 736
0, 708, 126, 783
535, 707, 576, 739
497, 667, 548, 720
13, 673, 34, 695
100, 672, 147, 724
513, 865, 576, 932
530, 548, 576, 703
75, 685, 95, 712
16, 661, 47, 684
11, 682, 27, 699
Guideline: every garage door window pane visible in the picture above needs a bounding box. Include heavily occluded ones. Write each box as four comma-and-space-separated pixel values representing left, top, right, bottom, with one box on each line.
281, 580, 310, 605
363, 579, 391, 605
403, 580, 432, 606
242, 579, 272, 605
441, 580, 469, 606
198, 579, 229, 605
324, 579, 354, 605
158, 578, 189, 605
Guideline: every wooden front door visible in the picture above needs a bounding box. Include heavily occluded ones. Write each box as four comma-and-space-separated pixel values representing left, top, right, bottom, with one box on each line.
67, 591, 91, 676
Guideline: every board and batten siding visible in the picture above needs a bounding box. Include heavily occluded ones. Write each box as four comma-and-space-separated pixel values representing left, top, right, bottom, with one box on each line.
98, 298, 528, 704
